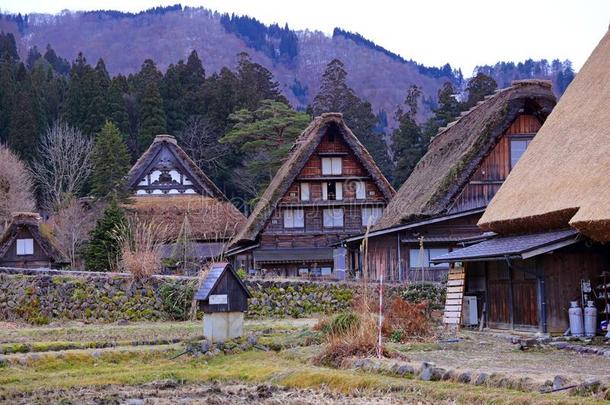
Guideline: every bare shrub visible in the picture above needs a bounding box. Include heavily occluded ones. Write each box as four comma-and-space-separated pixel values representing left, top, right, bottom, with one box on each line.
0, 144, 36, 229
32, 121, 93, 210
115, 217, 166, 279
382, 297, 432, 342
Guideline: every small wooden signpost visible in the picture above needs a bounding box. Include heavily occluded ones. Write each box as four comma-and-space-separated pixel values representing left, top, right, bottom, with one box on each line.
195, 262, 251, 341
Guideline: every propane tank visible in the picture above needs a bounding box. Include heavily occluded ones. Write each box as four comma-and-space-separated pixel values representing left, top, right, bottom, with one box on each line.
568, 301, 584, 337
584, 300, 597, 337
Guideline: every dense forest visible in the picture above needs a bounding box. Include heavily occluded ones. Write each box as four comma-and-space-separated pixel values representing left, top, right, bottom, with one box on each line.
0, 26, 520, 210
0, 5, 576, 133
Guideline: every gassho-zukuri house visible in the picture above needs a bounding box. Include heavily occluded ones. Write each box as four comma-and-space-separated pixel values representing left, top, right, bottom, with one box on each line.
226, 113, 395, 279
124, 134, 246, 273
433, 29, 610, 334
0, 212, 69, 269
340, 79, 556, 282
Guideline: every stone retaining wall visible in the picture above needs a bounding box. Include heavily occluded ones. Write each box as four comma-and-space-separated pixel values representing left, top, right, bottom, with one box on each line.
0, 268, 391, 324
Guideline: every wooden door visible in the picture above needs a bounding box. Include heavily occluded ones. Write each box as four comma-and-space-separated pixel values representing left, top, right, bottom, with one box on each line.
487, 262, 511, 328
512, 271, 539, 328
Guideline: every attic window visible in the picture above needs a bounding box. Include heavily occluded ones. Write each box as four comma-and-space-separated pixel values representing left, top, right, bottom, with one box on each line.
321, 157, 342, 175
16, 239, 34, 255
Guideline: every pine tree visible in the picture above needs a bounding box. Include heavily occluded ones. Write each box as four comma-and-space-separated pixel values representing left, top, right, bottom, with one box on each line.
138, 80, 167, 151
91, 121, 131, 200
63, 53, 95, 131
392, 85, 426, 186
83, 200, 126, 272
220, 100, 310, 198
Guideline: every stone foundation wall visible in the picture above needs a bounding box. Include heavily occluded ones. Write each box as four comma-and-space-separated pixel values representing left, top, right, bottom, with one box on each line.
0, 269, 366, 324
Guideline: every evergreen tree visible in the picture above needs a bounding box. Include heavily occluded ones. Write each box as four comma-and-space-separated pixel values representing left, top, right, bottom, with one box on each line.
311, 58, 393, 179
392, 85, 426, 187
83, 200, 126, 271
63, 53, 95, 131
82, 59, 111, 136
26, 46, 42, 70
106, 75, 130, 134
138, 80, 167, 150
220, 100, 310, 198
422, 82, 462, 139
8, 63, 42, 162
462, 73, 497, 109
0, 32, 19, 62
91, 121, 131, 200
43, 44, 70, 75
235, 52, 287, 110
0, 56, 16, 144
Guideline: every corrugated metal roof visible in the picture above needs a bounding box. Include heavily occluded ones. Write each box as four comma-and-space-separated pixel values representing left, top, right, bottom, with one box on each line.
431, 229, 579, 262
254, 248, 333, 263
194, 262, 227, 300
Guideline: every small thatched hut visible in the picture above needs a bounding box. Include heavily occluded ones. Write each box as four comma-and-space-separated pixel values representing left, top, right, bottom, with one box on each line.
0, 212, 68, 269
434, 29, 610, 334
227, 113, 395, 278
124, 135, 246, 272
342, 80, 556, 282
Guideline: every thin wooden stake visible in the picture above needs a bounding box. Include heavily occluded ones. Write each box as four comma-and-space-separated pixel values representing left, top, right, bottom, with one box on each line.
377, 274, 384, 359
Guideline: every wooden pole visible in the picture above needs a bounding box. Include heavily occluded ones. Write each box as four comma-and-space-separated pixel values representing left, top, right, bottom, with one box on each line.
377, 274, 383, 359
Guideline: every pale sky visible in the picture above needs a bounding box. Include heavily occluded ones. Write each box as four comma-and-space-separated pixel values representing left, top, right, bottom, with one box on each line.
1, 0, 608, 75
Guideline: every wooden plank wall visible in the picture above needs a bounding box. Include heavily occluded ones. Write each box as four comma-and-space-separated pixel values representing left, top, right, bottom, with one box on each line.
443, 266, 465, 325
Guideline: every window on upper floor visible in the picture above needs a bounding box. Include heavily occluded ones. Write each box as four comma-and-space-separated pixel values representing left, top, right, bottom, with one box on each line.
321, 157, 342, 175
283, 209, 304, 228
322, 181, 342, 200
361, 207, 383, 227
16, 238, 34, 255
409, 248, 450, 269
323, 208, 344, 228
300, 182, 310, 201
510, 137, 533, 170
355, 181, 366, 199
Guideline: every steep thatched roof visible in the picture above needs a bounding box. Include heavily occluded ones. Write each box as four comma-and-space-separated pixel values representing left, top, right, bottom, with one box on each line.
127, 134, 226, 199
231, 113, 395, 245
373, 80, 556, 230
124, 195, 246, 242
0, 212, 68, 264
479, 29, 610, 242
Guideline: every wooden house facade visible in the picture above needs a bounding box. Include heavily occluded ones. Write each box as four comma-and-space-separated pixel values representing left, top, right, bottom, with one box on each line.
342, 80, 557, 282
0, 213, 68, 269
124, 135, 246, 273
434, 29, 610, 334
227, 113, 395, 278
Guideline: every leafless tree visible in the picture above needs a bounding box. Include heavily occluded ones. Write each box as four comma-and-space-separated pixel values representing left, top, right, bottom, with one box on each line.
177, 115, 230, 177
32, 121, 93, 210
48, 197, 99, 269
0, 144, 36, 230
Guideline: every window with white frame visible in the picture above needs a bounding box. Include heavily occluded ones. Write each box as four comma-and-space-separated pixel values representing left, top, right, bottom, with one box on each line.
323, 208, 344, 228
361, 207, 383, 226
321, 157, 342, 175
300, 182, 310, 201
283, 209, 304, 228
16, 239, 34, 255
408, 248, 450, 269
322, 181, 342, 200
355, 181, 366, 199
